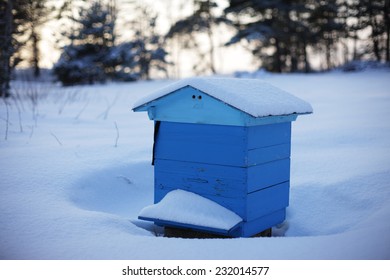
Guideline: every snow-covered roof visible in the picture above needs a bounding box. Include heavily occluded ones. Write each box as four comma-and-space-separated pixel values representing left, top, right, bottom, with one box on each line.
138, 189, 243, 231
133, 77, 313, 117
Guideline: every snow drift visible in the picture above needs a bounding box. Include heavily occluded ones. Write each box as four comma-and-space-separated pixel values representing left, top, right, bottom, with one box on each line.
0, 71, 389, 259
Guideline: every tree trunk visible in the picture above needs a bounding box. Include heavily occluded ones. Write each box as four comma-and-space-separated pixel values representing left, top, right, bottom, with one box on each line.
0, 0, 13, 98
31, 25, 40, 78
372, 28, 381, 61
207, 26, 216, 74
303, 40, 310, 73
385, 0, 390, 62
274, 38, 282, 73
290, 39, 298, 73
205, 1, 216, 75
387, 21, 390, 62
368, 3, 381, 61
325, 39, 331, 70
353, 31, 358, 60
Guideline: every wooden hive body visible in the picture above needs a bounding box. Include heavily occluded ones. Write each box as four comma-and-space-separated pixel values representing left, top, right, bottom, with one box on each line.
154, 121, 291, 237
133, 79, 312, 237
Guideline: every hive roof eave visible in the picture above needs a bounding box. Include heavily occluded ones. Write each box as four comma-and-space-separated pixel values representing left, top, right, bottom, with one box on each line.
132, 78, 313, 118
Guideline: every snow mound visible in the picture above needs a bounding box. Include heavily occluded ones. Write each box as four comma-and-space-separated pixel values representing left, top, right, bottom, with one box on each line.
138, 189, 243, 231
133, 77, 313, 117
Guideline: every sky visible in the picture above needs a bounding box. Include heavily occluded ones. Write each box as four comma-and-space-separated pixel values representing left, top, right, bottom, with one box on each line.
37, 0, 257, 78
35, 0, 369, 78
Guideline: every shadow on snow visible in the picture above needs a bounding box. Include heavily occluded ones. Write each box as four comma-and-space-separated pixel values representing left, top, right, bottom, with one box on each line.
69, 160, 390, 238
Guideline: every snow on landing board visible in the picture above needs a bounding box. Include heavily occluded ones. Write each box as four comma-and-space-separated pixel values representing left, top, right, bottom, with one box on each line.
132, 77, 313, 117
138, 189, 243, 231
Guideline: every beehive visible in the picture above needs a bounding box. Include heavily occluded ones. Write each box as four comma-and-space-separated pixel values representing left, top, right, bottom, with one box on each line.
133, 78, 312, 237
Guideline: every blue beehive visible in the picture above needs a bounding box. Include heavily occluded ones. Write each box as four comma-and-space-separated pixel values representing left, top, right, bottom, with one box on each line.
133, 78, 312, 237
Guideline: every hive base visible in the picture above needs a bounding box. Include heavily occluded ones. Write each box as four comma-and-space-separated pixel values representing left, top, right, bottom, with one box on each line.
163, 227, 272, 239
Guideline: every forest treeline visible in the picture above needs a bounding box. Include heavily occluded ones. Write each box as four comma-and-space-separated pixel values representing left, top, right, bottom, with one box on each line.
1, 0, 389, 96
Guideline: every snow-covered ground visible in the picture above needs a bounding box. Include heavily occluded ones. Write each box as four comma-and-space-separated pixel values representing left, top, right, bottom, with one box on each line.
0, 70, 389, 259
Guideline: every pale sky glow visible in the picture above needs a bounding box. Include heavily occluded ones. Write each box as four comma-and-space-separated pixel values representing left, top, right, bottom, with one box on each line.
37, 0, 256, 78
36, 0, 365, 77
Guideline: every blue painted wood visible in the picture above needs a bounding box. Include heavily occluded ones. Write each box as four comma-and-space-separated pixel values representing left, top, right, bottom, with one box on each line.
244, 115, 298, 126
155, 159, 289, 198
155, 121, 291, 167
155, 181, 289, 222
138, 215, 244, 237
152, 119, 292, 233
155, 121, 291, 154
147, 117, 293, 236
241, 209, 286, 237
137, 86, 246, 126
155, 121, 247, 166
247, 143, 291, 166
247, 159, 290, 193
155, 159, 247, 199
132, 80, 301, 236
133, 86, 299, 126
247, 122, 291, 149
246, 182, 289, 221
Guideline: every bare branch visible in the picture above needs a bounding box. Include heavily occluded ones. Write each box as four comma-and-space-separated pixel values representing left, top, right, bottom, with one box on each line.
3, 99, 9, 140
50, 131, 63, 146
114, 121, 119, 147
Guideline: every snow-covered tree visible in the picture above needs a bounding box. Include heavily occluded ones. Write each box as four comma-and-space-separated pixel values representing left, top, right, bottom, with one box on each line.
53, 0, 117, 85
307, 0, 346, 70
347, 0, 390, 62
0, 0, 13, 97
1, 0, 34, 97
103, 42, 139, 81
225, 0, 346, 72
54, 1, 169, 85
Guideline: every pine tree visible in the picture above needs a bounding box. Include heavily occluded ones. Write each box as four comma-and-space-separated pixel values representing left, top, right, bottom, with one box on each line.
23, 0, 54, 77
349, 0, 389, 62
0, 0, 31, 97
386, 0, 390, 62
225, 0, 312, 72
225, 0, 347, 72
53, 0, 117, 85
167, 0, 226, 75
123, 4, 169, 80
54, 1, 168, 84
0, 0, 13, 97
103, 42, 139, 81
307, 0, 346, 70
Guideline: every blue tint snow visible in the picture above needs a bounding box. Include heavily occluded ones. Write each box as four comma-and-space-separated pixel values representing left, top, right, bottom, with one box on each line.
139, 189, 243, 231
0, 70, 389, 259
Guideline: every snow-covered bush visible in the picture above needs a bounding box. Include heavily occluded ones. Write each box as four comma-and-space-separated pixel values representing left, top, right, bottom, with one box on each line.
53, 44, 106, 86
53, 1, 169, 86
